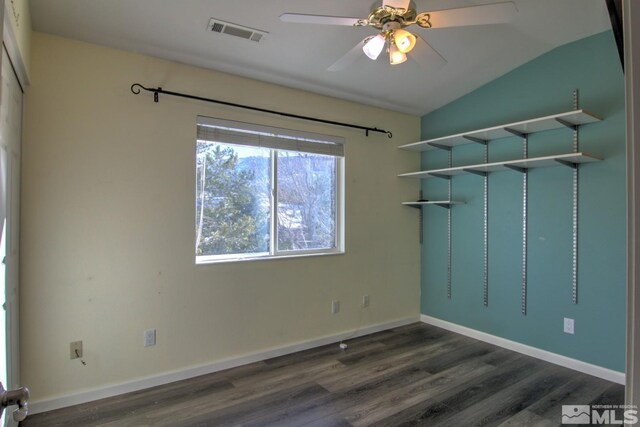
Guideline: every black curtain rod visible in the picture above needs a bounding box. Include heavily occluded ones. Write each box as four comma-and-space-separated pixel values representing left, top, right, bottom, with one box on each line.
130, 83, 393, 138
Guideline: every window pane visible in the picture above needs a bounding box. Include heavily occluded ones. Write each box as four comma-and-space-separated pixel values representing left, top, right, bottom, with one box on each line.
277, 151, 336, 251
196, 143, 271, 257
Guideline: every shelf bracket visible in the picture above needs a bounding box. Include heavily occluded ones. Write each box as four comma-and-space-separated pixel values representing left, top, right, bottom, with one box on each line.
463, 135, 488, 145
428, 142, 452, 152
555, 117, 578, 131
504, 127, 528, 139
435, 203, 452, 209
430, 173, 452, 180
504, 165, 526, 173
554, 159, 578, 169
463, 169, 488, 177
406, 203, 424, 210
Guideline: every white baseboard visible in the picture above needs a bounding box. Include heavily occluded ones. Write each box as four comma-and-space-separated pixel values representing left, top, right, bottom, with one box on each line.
29, 316, 419, 415
421, 314, 626, 385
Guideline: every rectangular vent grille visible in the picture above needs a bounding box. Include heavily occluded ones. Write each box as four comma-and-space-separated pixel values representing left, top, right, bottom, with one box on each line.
207, 18, 268, 43
211, 22, 224, 33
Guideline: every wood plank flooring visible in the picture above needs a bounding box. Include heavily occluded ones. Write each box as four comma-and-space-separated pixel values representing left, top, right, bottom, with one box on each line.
20, 323, 625, 426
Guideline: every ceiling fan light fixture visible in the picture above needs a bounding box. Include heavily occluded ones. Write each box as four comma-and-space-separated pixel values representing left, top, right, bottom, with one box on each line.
281, 1, 517, 71
389, 42, 407, 65
362, 34, 386, 60
393, 29, 416, 53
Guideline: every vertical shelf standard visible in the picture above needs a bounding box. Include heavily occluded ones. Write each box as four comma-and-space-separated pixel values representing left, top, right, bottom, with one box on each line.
465, 136, 490, 306
403, 140, 457, 299
483, 143, 489, 306
571, 90, 580, 304
447, 149, 453, 299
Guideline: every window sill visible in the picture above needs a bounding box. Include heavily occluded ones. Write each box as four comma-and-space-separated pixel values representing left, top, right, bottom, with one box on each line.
196, 249, 345, 265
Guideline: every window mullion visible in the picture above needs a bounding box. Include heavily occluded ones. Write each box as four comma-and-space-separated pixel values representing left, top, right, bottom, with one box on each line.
270, 150, 278, 256
334, 157, 340, 250
335, 157, 344, 251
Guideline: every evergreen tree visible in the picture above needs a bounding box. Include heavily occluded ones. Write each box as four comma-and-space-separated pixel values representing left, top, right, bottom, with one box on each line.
195, 144, 267, 255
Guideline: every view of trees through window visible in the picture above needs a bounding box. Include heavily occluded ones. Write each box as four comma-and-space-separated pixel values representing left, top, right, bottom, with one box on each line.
277, 151, 337, 251
195, 144, 270, 257
196, 141, 338, 260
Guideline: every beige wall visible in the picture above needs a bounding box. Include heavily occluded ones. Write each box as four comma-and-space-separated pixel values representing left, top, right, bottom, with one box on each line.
21, 32, 420, 402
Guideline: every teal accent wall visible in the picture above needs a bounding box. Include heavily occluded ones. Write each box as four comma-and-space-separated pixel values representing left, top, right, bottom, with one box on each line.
420, 31, 626, 372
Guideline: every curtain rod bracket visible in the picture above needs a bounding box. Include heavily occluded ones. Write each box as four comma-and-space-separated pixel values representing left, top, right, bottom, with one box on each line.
130, 82, 393, 139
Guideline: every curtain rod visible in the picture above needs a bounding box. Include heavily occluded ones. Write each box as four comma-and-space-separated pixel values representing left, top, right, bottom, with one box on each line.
130, 83, 393, 138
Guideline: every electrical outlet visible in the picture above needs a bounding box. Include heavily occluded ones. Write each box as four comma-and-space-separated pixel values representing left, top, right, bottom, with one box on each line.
144, 329, 156, 347
70, 341, 83, 359
564, 318, 575, 334
331, 300, 340, 314
362, 295, 370, 308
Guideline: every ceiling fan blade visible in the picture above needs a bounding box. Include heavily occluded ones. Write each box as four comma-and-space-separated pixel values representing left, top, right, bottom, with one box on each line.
328, 38, 368, 72
426, 1, 517, 28
279, 13, 361, 26
383, 0, 411, 11
410, 35, 447, 69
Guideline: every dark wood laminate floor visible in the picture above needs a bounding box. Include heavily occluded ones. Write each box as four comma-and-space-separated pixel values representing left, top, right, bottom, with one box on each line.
21, 323, 625, 426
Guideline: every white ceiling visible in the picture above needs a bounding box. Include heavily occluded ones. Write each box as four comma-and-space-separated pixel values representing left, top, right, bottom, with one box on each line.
28, 0, 611, 115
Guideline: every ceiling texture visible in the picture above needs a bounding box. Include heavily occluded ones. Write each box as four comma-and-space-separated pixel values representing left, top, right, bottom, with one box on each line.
28, 0, 611, 115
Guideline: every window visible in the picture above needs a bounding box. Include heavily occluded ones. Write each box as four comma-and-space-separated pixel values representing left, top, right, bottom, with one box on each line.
195, 117, 344, 263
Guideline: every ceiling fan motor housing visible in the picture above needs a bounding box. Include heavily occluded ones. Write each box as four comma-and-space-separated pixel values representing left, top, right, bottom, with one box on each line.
368, 6, 416, 29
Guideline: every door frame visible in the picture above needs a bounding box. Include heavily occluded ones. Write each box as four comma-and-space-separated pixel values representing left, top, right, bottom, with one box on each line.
626, 0, 640, 408
0, 2, 27, 426
2, 2, 28, 89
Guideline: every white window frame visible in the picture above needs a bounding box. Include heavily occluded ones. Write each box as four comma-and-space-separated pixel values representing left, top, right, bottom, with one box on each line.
196, 116, 345, 264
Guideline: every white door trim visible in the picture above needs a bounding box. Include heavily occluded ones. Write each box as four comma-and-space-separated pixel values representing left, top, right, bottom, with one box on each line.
1, 3, 28, 89
625, 0, 640, 408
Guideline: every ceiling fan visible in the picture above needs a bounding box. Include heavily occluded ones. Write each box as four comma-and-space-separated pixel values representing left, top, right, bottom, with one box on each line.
280, 0, 517, 71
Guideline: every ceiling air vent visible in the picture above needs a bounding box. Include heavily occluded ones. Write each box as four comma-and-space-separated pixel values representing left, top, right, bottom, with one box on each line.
207, 18, 267, 43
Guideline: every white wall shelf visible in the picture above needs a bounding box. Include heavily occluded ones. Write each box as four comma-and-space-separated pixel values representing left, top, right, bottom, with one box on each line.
401, 200, 463, 208
398, 110, 600, 152
400, 100, 603, 310
398, 152, 601, 179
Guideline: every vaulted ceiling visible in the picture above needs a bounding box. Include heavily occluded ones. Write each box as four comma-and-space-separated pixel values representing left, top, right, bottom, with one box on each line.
28, 0, 611, 115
